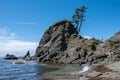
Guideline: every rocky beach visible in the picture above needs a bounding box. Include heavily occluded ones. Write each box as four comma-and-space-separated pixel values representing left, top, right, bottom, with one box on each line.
39, 61, 120, 80
2, 20, 120, 80
31, 20, 120, 80
1, 0, 120, 80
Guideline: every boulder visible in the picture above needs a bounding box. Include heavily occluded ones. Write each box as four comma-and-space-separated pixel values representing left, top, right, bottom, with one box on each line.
13, 61, 24, 64
4, 54, 18, 60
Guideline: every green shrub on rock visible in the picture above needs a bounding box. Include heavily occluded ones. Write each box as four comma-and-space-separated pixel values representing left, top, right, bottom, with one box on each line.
45, 25, 54, 33
105, 41, 114, 48
118, 42, 120, 47
89, 38, 99, 46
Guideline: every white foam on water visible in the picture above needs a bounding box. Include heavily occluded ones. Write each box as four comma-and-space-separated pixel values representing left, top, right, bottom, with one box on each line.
78, 65, 90, 73
12, 62, 16, 64
71, 65, 91, 74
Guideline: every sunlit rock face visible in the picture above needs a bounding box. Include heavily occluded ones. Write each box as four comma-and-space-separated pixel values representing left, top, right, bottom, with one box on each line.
34, 20, 120, 64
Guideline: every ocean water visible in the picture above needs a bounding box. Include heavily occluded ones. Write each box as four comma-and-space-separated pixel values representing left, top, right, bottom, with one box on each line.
0, 58, 43, 80
0, 57, 93, 80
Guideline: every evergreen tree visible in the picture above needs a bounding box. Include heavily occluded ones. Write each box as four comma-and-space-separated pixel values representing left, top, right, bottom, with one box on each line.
72, 6, 87, 34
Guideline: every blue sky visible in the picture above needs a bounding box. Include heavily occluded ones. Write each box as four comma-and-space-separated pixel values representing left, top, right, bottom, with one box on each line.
0, 0, 120, 56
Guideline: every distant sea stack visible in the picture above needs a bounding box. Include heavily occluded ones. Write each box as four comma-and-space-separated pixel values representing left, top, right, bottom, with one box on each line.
4, 54, 18, 60
23, 51, 31, 61
34, 20, 120, 64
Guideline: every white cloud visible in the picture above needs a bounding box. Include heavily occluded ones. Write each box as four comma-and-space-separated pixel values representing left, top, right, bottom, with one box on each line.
83, 36, 92, 39
0, 27, 38, 57
0, 40, 38, 57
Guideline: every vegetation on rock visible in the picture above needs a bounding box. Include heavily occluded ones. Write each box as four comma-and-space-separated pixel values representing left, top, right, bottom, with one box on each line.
72, 6, 87, 34
34, 6, 120, 65
89, 38, 100, 46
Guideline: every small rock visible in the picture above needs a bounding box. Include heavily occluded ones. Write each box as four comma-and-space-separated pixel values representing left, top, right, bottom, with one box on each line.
13, 61, 24, 64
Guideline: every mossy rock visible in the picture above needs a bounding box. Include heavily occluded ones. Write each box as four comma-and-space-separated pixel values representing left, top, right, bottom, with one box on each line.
45, 25, 54, 33
45, 20, 77, 33
89, 38, 100, 46
105, 41, 115, 48
118, 42, 120, 47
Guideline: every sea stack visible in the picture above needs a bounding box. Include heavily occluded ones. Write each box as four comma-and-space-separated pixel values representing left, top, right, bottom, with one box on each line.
34, 20, 120, 65
4, 54, 18, 60
23, 51, 31, 61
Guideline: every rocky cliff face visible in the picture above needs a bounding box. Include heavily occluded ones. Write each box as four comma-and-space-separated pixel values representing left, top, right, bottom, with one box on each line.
34, 20, 120, 64
104, 31, 120, 62
35, 20, 79, 63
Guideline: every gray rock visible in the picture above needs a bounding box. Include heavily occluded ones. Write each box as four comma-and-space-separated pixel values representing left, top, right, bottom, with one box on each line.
109, 31, 120, 42
33, 20, 120, 65
23, 51, 31, 60
13, 61, 24, 64
4, 54, 18, 60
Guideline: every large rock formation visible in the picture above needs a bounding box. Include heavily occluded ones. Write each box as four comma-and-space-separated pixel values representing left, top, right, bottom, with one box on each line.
35, 20, 79, 63
34, 20, 120, 64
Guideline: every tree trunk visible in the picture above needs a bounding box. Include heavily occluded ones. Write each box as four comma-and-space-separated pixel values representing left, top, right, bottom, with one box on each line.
79, 21, 83, 33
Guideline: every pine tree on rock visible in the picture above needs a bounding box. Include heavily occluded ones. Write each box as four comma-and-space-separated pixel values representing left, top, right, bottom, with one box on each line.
72, 6, 87, 34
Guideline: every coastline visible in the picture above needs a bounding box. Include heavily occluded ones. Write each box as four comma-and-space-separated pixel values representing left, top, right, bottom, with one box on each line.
41, 64, 92, 80
1, 54, 120, 80
41, 61, 120, 80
